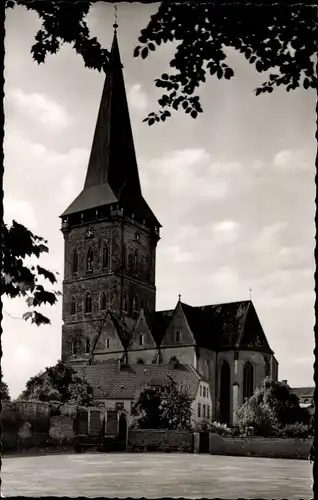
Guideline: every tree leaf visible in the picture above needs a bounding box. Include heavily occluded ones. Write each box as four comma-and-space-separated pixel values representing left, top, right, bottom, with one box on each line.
133, 46, 141, 58
141, 47, 148, 59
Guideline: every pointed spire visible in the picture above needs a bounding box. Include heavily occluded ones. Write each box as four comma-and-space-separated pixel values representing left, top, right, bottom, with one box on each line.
61, 30, 160, 228
83, 31, 141, 198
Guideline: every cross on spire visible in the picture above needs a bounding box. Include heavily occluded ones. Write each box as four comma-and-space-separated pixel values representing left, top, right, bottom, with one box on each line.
113, 5, 118, 31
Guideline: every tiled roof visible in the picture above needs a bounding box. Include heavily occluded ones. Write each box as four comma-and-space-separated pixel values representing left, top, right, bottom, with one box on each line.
291, 387, 314, 400
75, 363, 201, 400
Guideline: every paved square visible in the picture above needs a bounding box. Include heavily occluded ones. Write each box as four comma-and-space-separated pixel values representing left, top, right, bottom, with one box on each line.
1, 452, 312, 498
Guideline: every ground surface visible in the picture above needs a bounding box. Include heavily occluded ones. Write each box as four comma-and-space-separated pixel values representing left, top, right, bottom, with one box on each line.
1, 452, 312, 498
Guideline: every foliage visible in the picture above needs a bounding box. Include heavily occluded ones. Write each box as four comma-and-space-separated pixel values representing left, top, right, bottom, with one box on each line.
235, 377, 311, 436
159, 376, 192, 431
131, 386, 163, 429
6, 2, 316, 126
275, 422, 313, 439
1, 368, 11, 401
135, 3, 317, 124
132, 375, 192, 431
18, 360, 97, 406
2, 220, 61, 326
194, 419, 233, 435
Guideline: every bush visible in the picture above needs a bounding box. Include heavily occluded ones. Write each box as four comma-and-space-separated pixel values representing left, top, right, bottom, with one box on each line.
275, 422, 313, 439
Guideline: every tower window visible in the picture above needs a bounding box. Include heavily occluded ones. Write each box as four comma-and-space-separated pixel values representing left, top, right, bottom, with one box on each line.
207, 405, 210, 419
72, 250, 78, 274
134, 250, 138, 270
123, 294, 128, 312
132, 296, 138, 312
70, 297, 76, 316
100, 292, 107, 311
203, 404, 206, 418
85, 338, 90, 354
203, 387, 206, 398
85, 292, 92, 313
86, 247, 93, 272
72, 340, 79, 356
198, 403, 201, 418
106, 338, 110, 349
175, 330, 181, 343
139, 334, 144, 346
102, 243, 109, 269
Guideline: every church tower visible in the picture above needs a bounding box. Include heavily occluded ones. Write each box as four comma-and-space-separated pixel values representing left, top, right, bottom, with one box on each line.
60, 30, 160, 363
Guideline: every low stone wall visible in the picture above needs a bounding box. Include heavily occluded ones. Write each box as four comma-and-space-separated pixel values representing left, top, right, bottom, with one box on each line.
209, 433, 312, 460
1, 401, 104, 454
127, 429, 193, 452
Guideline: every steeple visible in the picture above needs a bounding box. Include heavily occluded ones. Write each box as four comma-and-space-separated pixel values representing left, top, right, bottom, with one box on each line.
61, 29, 159, 227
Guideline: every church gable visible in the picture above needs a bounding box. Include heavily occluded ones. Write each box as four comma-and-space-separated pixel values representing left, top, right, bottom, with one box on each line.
93, 311, 126, 354
236, 302, 273, 353
128, 308, 156, 351
160, 302, 196, 348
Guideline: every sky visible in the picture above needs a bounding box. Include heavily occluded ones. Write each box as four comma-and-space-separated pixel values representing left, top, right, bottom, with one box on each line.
3, 3, 316, 398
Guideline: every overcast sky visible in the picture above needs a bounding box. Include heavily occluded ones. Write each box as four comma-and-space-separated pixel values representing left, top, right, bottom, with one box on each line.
3, 3, 315, 398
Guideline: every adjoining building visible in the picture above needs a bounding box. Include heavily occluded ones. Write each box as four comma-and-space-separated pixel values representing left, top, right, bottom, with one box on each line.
60, 29, 278, 426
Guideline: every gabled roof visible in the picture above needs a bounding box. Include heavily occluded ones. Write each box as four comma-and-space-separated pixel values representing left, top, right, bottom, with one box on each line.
61, 32, 160, 226
74, 363, 202, 400
155, 300, 273, 353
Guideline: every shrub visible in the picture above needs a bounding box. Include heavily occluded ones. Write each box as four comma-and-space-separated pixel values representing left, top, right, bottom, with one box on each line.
275, 422, 313, 439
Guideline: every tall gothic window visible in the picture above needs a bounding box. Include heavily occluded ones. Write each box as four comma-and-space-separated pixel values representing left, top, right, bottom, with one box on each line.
72, 249, 78, 274
86, 247, 93, 272
102, 243, 109, 269
122, 244, 127, 270
85, 292, 92, 313
243, 362, 254, 401
72, 340, 79, 355
123, 294, 128, 312
85, 338, 90, 354
100, 292, 107, 311
70, 297, 76, 315
134, 250, 138, 271
132, 296, 138, 311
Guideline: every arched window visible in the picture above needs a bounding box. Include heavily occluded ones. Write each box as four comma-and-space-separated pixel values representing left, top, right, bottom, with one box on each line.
123, 294, 128, 312
134, 250, 138, 270
72, 340, 78, 355
243, 361, 254, 401
122, 244, 127, 270
85, 338, 90, 355
85, 292, 92, 313
70, 297, 76, 316
72, 249, 78, 274
100, 292, 107, 311
132, 296, 138, 311
86, 247, 93, 272
264, 356, 270, 378
137, 358, 144, 364
102, 243, 109, 269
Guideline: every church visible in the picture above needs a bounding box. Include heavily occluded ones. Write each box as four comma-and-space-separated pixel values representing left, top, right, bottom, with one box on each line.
60, 30, 279, 426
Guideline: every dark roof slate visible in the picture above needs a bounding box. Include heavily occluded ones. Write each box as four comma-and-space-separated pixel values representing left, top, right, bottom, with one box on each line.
156, 300, 272, 353
75, 363, 202, 400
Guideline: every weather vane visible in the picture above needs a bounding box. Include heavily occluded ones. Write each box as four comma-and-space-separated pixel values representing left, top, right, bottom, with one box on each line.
178, 294, 181, 302
249, 288, 252, 301
113, 5, 118, 31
